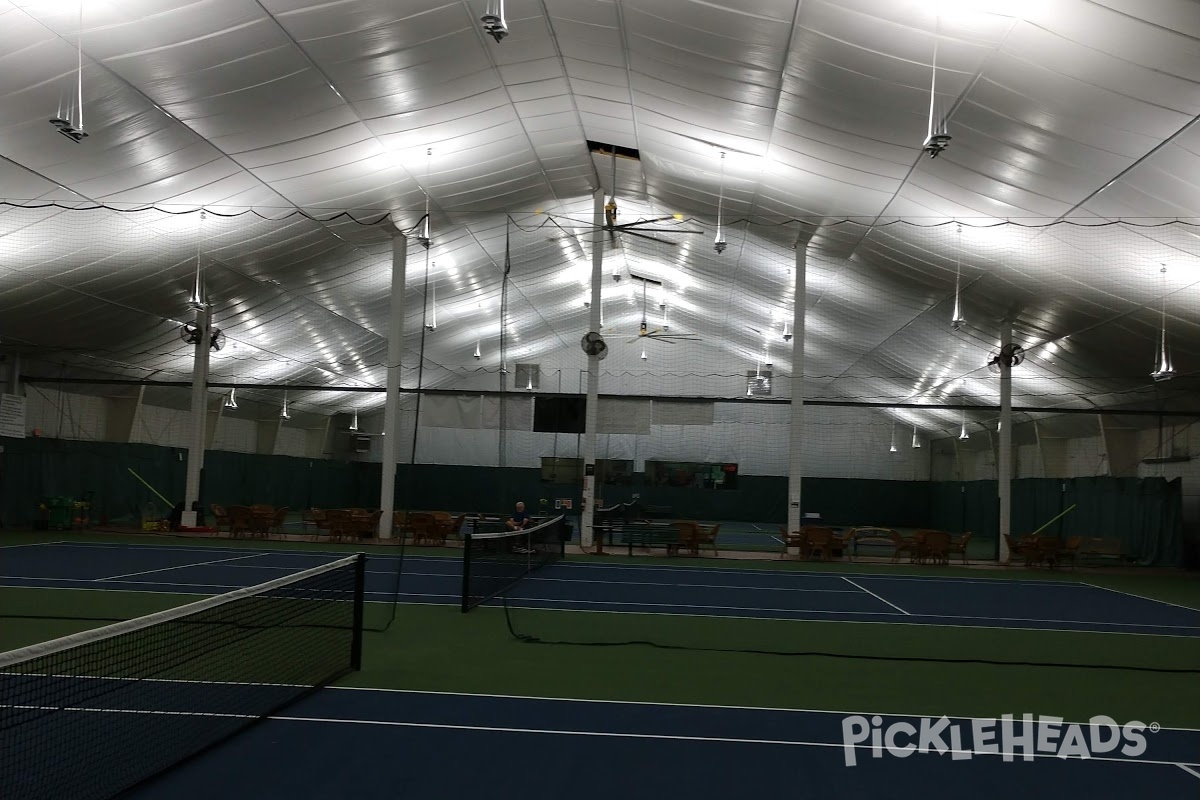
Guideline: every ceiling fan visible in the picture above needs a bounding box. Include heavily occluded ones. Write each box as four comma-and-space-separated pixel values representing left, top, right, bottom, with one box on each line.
597, 144, 703, 251
627, 276, 700, 344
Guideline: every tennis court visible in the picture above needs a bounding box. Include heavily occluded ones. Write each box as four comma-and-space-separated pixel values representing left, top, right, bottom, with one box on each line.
4, 540, 1200, 637
3, 532, 1200, 799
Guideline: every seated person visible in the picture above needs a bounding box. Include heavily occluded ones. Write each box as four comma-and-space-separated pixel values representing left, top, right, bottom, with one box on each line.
507, 501, 533, 554
507, 501, 531, 530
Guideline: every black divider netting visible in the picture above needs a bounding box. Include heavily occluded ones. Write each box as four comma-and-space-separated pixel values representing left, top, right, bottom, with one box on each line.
0, 553, 365, 800
461, 515, 567, 612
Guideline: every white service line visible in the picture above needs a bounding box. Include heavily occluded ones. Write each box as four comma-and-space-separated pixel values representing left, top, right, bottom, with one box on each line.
1178, 763, 1200, 781
97, 553, 276, 581
1077, 580, 1200, 614
841, 577, 910, 615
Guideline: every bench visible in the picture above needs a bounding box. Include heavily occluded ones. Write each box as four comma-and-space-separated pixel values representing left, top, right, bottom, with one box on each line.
596, 523, 681, 556
1079, 537, 1130, 563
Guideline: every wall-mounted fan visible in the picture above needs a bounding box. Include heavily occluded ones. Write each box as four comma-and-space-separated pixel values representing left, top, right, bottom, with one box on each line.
580, 331, 608, 360
180, 323, 226, 351
987, 343, 1024, 374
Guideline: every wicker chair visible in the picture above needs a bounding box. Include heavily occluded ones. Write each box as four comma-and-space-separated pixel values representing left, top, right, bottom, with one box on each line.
917, 529, 952, 565
671, 521, 701, 555
323, 509, 354, 542
801, 526, 834, 561
210, 504, 230, 533
890, 530, 918, 562
227, 505, 254, 538
693, 523, 720, 557
270, 506, 290, 537
947, 532, 972, 565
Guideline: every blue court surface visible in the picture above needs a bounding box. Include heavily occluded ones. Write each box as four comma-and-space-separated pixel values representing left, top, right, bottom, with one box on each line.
111, 689, 1195, 799
3, 540, 1200, 799
3, 540, 1199, 637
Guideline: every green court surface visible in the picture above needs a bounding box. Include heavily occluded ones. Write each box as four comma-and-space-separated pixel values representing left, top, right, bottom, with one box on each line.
3, 530, 1199, 731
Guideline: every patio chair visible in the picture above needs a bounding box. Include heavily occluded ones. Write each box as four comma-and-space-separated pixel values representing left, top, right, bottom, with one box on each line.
890, 530, 917, 562
801, 526, 834, 561
947, 532, 972, 565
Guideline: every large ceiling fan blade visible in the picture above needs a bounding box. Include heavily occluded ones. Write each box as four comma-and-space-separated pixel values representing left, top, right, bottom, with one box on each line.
611, 216, 676, 230
623, 230, 676, 246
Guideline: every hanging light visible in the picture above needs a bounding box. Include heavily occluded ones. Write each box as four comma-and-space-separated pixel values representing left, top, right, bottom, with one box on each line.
950, 223, 965, 329
889, 423, 898, 453
349, 410, 359, 432
922, 23, 951, 158
911, 426, 921, 449
958, 408, 970, 440
526, 375, 534, 391
640, 348, 647, 361
425, 265, 438, 331
280, 391, 291, 420
1151, 265, 1175, 382
500, 360, 509, 374
416, 148, 432, 248
48, 3, 87, 142
224, 389, 238, 410
714, 151, 728, 254
189, 211, 207, 309
481, 0, 508, 42
474, 340, 482, 360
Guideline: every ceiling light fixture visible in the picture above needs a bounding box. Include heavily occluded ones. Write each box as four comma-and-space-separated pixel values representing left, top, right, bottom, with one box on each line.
959, 403, 969, 440
889, 423, 898, 453
349, 410, 359, 431
950, 223, 965, 329
911, 425, 922, 449
474, 340, 482, 360
49, 2, 87, 142
426, 263, 438, 331
188, 211, 207, 309
640, 348, 647, 361
922, 23, 951, 158
224, 389, 238, 410
481, 0, 508, 42
1151, 265, 1176, 382
280, 390, 291, 420
714, 151, 728, 254
416, 148, 432, 248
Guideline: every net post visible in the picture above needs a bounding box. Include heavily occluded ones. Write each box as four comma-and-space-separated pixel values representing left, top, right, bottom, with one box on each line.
351, 552, 366, 670
460, 519, 475, 613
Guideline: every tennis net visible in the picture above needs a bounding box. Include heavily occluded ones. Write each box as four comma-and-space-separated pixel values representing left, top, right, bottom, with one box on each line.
461, 515, 567, 612
0, 552, 365, 800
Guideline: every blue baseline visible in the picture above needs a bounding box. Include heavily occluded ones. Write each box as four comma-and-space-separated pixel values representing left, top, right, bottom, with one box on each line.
117, 689, 1200, 800
3, 542, 1199, 637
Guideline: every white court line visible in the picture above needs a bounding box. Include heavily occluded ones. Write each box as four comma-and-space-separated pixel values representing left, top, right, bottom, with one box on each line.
0, 540, 70, 549
258, 715, 1200, 770
495, 600, 1200, 636
98, 553, 264, 581
214, 564, 861, 594
35, 542, 1089, 587
1178, 764, 1200, 780
330, 687, 1200, 733
842, 577, 910, 615
1076, 580, 1200, 614
3, 703, 1196, 771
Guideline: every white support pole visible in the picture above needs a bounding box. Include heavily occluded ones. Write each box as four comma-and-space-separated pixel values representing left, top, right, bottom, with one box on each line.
997, 321, 1013, 562
378, 233, 408, 538
182, 305, 210, 527
581, 187, 605, 551
786, 235, 810, 537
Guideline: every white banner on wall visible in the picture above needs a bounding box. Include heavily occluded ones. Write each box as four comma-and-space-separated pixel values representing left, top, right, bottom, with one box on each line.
0, 394, 26, 439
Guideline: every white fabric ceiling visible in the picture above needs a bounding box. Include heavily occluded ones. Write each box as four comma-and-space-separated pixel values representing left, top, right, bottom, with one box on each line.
1, 0, 1198, 437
